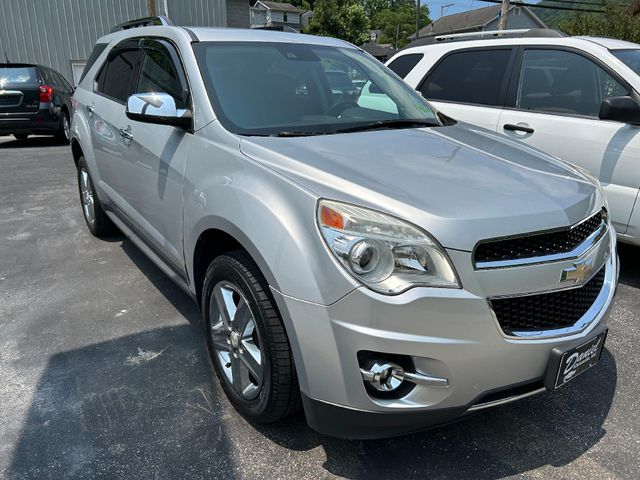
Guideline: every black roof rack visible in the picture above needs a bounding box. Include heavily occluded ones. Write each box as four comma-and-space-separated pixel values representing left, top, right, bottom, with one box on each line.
254, 26, 299, 33
403, 28, 566, 49
111, 16, 173, 33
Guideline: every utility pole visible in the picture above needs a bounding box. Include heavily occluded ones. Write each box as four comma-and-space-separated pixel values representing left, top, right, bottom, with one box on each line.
498, 0, 510, 30
415, 0, 421, 40
147, 0, 158, 17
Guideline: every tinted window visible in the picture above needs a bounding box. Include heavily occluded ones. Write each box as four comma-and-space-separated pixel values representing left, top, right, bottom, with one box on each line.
0, 66, 38, 85
611, 49, 640, 76
41, 68, 57, 85
136, 43, 188, 109
193, 42, 439, 136
421, 49, 511, 106
387, 53, 423, 79
517, 49, 629, 117
80, 43, 108, 83
97, 49, 140, 103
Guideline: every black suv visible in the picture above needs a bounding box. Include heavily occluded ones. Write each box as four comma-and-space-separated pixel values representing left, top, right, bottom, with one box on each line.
0, 63, 74, 143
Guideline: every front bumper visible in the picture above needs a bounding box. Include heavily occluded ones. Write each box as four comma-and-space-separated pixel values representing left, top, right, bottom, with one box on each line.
272, 230, 618, 439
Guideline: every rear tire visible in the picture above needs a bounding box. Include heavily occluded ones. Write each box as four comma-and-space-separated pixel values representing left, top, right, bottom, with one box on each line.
14, 134, 28, 141
77, 156, 116, 237
55, 110, 70, 144
202, 251, 301, 423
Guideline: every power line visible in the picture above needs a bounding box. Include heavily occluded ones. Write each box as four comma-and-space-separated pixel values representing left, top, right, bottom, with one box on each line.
477, 0, 608, 13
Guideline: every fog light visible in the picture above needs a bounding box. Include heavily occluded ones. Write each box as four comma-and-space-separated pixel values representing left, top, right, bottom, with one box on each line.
360, 362, 405, 392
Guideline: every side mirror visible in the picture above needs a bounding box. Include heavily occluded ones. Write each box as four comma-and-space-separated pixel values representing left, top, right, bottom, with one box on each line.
126, 93, 192, 129
599, 96, 640, 125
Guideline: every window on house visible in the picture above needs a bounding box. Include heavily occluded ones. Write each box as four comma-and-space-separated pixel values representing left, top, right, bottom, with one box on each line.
283, 12, 288, 22
513, 7, 521, 15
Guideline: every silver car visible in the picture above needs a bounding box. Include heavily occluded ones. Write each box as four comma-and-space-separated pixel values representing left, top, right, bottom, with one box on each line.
70, 23, 618, 439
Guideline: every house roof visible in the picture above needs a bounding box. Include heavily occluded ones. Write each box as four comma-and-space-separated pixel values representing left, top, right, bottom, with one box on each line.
254, 1, 303, 13
408, 4, 545, 39
360, 42, 397, 60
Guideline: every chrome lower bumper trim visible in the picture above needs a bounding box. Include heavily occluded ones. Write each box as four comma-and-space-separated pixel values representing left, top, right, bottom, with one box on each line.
467, 387, 547, 412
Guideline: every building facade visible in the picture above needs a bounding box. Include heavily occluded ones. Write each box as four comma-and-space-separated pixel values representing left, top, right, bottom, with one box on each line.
408, 3, 546, 41
0, 0, 249, 85
250, 1, 302, 31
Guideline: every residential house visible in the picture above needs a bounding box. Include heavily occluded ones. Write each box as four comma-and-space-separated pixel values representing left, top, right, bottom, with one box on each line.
408, 3, 546, 41
250, 1, 303, 31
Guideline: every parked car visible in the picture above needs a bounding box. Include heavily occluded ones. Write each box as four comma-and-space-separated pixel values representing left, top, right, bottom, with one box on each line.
387, 29, 640, 246
0, 63, 73, 142
71, 22, 618, 439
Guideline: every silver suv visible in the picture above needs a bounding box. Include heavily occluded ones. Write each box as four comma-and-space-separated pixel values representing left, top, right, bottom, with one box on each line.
70, 23, 618, 439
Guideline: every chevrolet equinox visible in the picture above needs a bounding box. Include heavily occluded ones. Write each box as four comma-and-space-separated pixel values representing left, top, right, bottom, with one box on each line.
70, 23, 618, 439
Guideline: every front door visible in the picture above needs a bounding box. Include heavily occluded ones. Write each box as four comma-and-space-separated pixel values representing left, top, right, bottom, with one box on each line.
120, 38, 192, 273
498, 48, 640, 235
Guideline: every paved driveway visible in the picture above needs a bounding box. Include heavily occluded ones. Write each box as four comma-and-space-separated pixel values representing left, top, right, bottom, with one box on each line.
1, 136, 639, 479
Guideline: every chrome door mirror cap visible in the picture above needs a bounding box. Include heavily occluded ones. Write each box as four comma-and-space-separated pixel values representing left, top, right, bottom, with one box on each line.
125, 92, 192, 129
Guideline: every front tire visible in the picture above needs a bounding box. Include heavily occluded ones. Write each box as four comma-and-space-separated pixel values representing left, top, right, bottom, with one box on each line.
77, 156, 116, 237
202, 251, 301, 423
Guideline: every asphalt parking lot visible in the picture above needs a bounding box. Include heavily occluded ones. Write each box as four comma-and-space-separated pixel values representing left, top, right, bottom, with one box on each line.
0, 135, 639, 480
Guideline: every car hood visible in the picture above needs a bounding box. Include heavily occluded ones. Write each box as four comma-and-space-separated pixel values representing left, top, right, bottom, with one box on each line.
239, 123, 602, 251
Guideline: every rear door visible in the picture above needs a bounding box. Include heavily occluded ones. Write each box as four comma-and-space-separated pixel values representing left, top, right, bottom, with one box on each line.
416, 48, 516, 131
90, 41, 142, 209
0, 65, 41, 128
498, 47, 640, 235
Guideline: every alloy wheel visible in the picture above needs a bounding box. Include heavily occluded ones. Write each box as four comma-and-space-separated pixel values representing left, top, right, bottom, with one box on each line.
79, 168, 95, 224
209, 281, 264, 400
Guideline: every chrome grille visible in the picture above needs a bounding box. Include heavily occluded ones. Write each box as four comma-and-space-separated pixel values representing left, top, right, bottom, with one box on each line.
474, 210, 605, 265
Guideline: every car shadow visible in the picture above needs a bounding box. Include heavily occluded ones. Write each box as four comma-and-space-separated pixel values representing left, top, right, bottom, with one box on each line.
618, 242, 640, 288
253, 347, 617, 479
0, 136, 65, 149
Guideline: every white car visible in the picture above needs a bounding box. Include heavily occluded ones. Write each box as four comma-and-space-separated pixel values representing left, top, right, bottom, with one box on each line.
388, 30, 640, 246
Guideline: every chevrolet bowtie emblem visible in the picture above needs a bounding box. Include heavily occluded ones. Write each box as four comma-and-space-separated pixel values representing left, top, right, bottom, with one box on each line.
561, 258, 594, 284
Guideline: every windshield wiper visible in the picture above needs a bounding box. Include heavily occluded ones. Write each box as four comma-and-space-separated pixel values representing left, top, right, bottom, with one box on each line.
272, 131, 328, 137
333, 119, 440, 134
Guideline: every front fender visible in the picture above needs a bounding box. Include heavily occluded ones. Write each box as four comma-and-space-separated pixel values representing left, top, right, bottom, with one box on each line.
183, 132, 358, 306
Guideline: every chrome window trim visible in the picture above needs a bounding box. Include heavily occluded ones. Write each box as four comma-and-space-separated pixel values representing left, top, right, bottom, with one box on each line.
474, 210, 607, 270
487, 252, 615, 340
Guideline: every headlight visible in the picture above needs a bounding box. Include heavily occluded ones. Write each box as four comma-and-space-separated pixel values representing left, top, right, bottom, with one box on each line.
317, 200, 460, 294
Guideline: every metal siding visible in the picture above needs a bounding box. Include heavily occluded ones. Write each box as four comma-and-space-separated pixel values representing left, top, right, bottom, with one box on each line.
165, 0, 227, 27
0, 0, 149, 83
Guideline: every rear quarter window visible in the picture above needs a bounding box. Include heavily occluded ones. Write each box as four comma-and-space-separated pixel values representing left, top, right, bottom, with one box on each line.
387, 53, 424, 79
81, 43, 108, 83
420, 49, 512, 107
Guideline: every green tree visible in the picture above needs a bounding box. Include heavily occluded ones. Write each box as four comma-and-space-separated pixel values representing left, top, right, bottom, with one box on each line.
375, 1, 430, 48
307, 0, 371, 45
558, 6, 640, 43
362, 0, 389, 21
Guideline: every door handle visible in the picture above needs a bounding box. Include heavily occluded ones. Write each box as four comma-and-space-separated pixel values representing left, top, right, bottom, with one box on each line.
119, 126, 133, 143
503, 123, 534, 134
87, 104, 94, 117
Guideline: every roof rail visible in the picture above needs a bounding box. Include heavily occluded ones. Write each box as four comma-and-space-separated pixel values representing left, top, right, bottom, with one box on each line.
111, 16, 173, 33
253, 25, 299, 33
404, 28, 566, 49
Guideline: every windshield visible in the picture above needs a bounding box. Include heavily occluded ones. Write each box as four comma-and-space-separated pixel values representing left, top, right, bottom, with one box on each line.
0, 67, 38, 87
193, 42, 439, 136
612, 49, 640, 76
